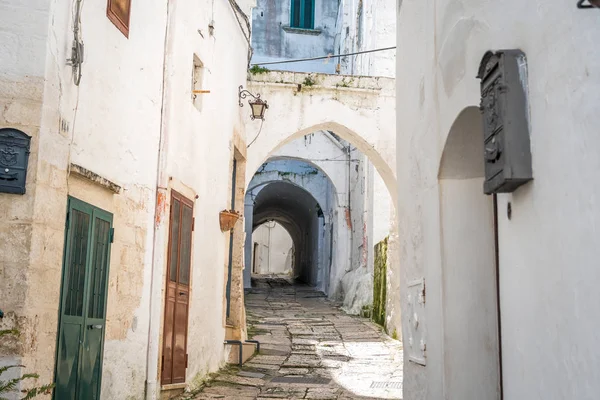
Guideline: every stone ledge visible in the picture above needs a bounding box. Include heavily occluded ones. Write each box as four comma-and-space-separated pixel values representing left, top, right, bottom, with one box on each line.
281, 26, 322, 36
69, 163, 122, 194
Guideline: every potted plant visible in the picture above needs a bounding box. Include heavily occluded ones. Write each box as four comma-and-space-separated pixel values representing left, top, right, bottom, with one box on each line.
219, 209, 241, 232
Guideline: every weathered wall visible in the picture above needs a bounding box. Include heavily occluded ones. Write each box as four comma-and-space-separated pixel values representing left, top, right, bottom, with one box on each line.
396, 0, 600, 399
251, 0, 338, 73
1, 0, 166, 398
1, 0, 251, 399
0, 0, 51, 391
153, 0, 251, 390
335, 0, 396, 77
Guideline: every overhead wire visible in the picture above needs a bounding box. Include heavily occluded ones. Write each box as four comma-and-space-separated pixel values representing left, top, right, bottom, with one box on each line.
227, 0, 253, 66
250, 46, 396, 66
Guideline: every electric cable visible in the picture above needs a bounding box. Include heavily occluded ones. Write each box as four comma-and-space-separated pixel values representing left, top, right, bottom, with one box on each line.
250, 46, 396, 66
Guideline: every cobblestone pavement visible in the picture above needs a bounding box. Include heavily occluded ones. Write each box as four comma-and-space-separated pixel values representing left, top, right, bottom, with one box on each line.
193, 277, 403, 399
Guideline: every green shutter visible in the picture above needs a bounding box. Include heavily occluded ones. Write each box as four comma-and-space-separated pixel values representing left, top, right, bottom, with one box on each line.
55, 197, 113, 400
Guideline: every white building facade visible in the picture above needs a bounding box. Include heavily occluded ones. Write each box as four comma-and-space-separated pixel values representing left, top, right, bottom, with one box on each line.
396, 1, 600, 399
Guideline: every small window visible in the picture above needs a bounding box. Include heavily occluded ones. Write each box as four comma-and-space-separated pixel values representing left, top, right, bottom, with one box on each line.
192, 55, 205, 111
107, 0, 132, 37
290, 0, 315, 29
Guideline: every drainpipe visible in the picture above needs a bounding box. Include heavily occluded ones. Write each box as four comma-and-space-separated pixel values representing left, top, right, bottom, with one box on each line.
145, 1, 173, 399
347, 145, 353, 274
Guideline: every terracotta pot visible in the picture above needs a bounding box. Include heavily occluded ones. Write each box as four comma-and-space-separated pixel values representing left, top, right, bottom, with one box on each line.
219, 210, 240, 232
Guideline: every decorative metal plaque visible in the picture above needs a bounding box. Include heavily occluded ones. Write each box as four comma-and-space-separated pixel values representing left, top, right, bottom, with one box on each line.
407, 278, 426, 365
0, 128, 31, 194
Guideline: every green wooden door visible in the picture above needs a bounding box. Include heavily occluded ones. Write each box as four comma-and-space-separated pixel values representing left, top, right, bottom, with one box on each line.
54, 197, 113, 400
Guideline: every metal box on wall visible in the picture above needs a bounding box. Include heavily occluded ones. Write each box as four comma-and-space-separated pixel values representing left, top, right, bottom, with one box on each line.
477, 50, 533, 194
0, 128, 31, 195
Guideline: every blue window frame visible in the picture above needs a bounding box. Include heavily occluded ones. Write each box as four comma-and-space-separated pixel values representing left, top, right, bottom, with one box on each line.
290, 0, 315, 29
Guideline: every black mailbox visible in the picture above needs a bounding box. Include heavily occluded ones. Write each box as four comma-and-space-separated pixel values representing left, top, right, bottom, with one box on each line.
477, 50, 533, 195
0, 128, 31, 195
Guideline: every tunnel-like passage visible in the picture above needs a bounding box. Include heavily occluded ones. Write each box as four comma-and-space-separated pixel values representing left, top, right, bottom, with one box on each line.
251, 181, 326, 286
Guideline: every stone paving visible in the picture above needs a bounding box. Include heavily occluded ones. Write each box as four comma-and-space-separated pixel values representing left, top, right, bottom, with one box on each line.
192, 277, 403, 399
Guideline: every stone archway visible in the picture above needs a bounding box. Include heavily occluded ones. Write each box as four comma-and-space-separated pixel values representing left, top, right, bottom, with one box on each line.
243, 72, 401, 335
245, 71, 397, 206
244, 158, 343, 293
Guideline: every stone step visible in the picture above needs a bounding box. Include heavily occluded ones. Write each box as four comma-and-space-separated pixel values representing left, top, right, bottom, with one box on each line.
225, 341, 257, 365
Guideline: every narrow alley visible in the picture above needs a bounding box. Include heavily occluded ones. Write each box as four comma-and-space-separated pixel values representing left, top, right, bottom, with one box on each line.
193, 277, 403, 400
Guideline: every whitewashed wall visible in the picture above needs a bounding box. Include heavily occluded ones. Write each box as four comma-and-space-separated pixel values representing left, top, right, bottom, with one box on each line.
1, 0, 167, 398
396, 1, 600, 399
154, 0, 250, 392
250, 0, 338, 73
0, 0, 251, 399
335, 0, 396, 77
252, 222, 294, 275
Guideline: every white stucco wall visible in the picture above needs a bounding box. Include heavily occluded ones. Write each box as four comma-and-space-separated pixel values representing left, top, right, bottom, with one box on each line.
252, 222, 294, 275
1, 0, 251, 398
0, 0, 167, 397
397, 1, 600, 399
335, 0, 396, 78
155, 0, 250, 389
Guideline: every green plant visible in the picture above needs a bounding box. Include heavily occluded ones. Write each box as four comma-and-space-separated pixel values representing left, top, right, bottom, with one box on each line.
302, 75, 316, 87
0, 329, 54, 400
336, 77, 353, 88
249, 65, 269, 74
391, 329, 399, 340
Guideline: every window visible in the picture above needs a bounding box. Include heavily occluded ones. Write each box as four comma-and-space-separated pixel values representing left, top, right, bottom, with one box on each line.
107, 0, 132, 37
290, 0, 315, 29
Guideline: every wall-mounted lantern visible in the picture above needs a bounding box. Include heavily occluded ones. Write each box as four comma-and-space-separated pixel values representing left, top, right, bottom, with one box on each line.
0, 128, 31, 195
239, 85, 269, 120
578, 0, 600, 8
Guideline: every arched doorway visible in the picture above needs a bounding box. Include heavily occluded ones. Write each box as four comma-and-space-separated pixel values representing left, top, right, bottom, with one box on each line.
438, 107, 501, 399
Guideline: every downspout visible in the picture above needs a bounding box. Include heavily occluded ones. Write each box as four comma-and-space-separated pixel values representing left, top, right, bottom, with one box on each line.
145, 1, 173, 399
347, 145, 353, 274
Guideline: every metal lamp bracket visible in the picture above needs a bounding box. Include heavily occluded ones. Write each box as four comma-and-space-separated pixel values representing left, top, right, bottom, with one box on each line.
578, 0, 599, 8
238, 85, 261, 107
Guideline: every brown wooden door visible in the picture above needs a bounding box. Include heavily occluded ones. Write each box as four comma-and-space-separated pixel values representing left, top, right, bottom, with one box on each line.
162, 191, 194, 385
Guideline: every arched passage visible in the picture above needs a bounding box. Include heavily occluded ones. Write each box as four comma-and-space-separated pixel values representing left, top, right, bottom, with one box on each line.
247, 122, 397, 207
243, 75, 400, 334
438, 106, 501, 399
246, 73, 397, 206
252, 181, 326, 287
244, 158, 341, 292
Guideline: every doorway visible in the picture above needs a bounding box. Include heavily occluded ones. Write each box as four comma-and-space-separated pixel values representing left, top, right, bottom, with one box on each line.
438, 107, 501, 399
54, 197, 113, 400
161, 190, 194, 385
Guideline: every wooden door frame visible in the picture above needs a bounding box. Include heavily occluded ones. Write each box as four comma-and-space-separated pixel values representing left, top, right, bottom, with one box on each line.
161, 189, 194, 385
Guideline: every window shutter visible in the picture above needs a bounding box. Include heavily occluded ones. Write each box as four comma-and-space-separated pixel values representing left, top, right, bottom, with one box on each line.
107, 0, 132, 37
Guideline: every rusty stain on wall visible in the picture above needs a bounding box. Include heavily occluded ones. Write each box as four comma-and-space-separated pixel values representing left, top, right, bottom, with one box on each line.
345, 207, 353, 229
155, 190, 167, 227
